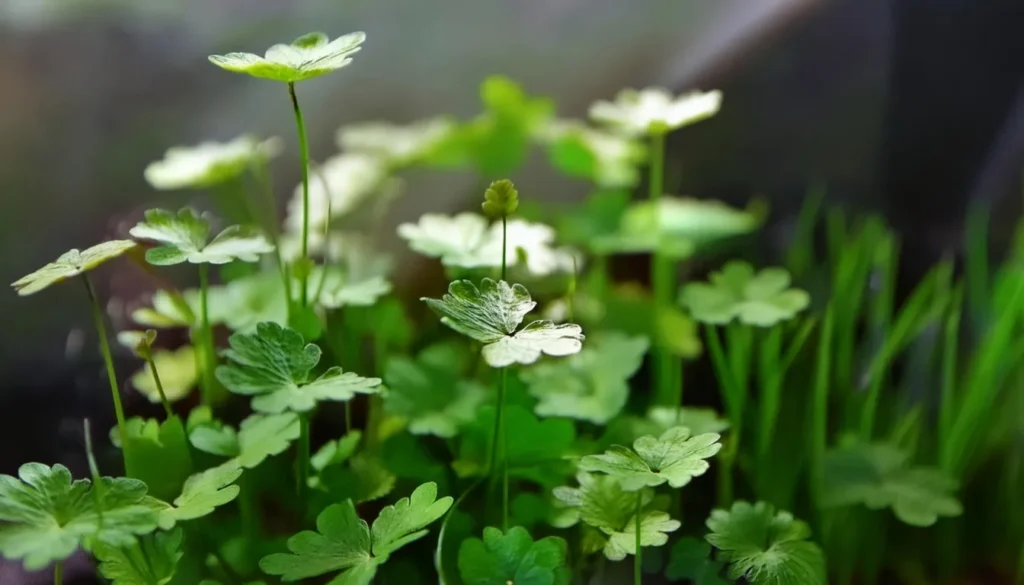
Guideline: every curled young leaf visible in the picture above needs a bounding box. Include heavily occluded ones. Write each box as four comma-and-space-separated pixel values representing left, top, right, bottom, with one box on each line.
481, 179, 519, 217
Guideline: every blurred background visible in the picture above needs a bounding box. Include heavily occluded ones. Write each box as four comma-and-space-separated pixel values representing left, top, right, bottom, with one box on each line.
0, 0, 1023, 579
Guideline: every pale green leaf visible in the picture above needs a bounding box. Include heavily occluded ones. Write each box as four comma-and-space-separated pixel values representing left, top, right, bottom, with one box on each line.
260, 482, 450, 584
603, 510, 681, 561
216, 322, 381, 413
94, 528, 184, 585
422, 279, 584, 367
580, 426, 721, 491
383, 343, 487, 438
11, 240, 136, 296
145, 135, 281, 190
311, 431, 363, 472
621, 197, 761, 246
552, 471, 654, 534
209, 31, 366, 83
131, 289, 202, 329
589, 87, 722, 136
705, 501, 826, 585
153, 460, 242, 529
0, 463, 158, 570
187, 408, 240, 457
455, 405, 576, 486
680, 261, 809, 327
398, 214, 574, 276
129, 208, 273, 266
259, 500, 375, 581
371, 482, 453, 557
207, 271, 288, 333
822, 443, 962, 527
337, 117, 456, 166
234, 412, 301, 469
522, 331, 647, 424
315, 454, 396, 505
130, 345, 198, 404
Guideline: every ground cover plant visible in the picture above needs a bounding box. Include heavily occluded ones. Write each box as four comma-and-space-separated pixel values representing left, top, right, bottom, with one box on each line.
4, 30, 1023, 585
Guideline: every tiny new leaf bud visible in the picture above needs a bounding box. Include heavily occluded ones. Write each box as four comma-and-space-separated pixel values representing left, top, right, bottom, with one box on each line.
482, 179, 519, 217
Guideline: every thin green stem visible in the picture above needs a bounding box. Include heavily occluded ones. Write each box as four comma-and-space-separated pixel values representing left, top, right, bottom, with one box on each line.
239, 471, 257, 563
648, 131, 676, 408
501, 215, 508, 282
145, 352, 174, 419
488, 367, 510, 531
251, 157, 292, 314
811, 306, 834, 508
757, 327, 783, 462
54, 560, 62, 585
288, 81, 311, 307
938, 299, 961, 451
344, 402, 353, 434
634, 492, 643, 585
297, 413, 310, 500
82, 275, 126, 450
198, 264, 216, 406
84, 419, 105, 527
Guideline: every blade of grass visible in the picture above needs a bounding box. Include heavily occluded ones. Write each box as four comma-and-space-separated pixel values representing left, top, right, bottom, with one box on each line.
786, 182, 825, 277
941, 272, 1024, 476
756, 326, 783, 462
810, 305, 834, 508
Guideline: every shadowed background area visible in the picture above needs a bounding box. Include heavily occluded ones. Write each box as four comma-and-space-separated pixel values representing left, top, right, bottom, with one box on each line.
1, 0, 1023, 581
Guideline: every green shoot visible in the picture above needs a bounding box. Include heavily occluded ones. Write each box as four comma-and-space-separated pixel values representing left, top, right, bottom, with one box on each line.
288, 81, 312, 307
83, 274, 128, 452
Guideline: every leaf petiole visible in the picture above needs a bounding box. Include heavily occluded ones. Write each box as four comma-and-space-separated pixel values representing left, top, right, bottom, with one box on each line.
297, 412, 310, 500
145, 350, 174, 419
198, 263, 217, 405
288, 81, 311, 307
53, 560, 62, 585
82, 274, 127, 454
648, 130, 677, 408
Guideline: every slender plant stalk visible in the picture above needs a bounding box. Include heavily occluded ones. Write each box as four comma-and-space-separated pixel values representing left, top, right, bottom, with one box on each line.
938, 298, 961, 450
705, 324, 739, 506
344, 402, 353, 434
297, 413, 310, 500
82, 274, 127, 451
239, 471, 258, 563
634, 492, 643, 585
648, 131, 677, 408
756, 326, 783, 461
500, 367, 509, 531
487, 213, 511, 530
811, 306, 834, 508
83, 419, 105, 525
198, 264, 216, 405
144, 350, 174, 419
366, 335, 387, 450
251, 157, 293, 313
288, 81, 311, 307
54, 560, 62, 585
